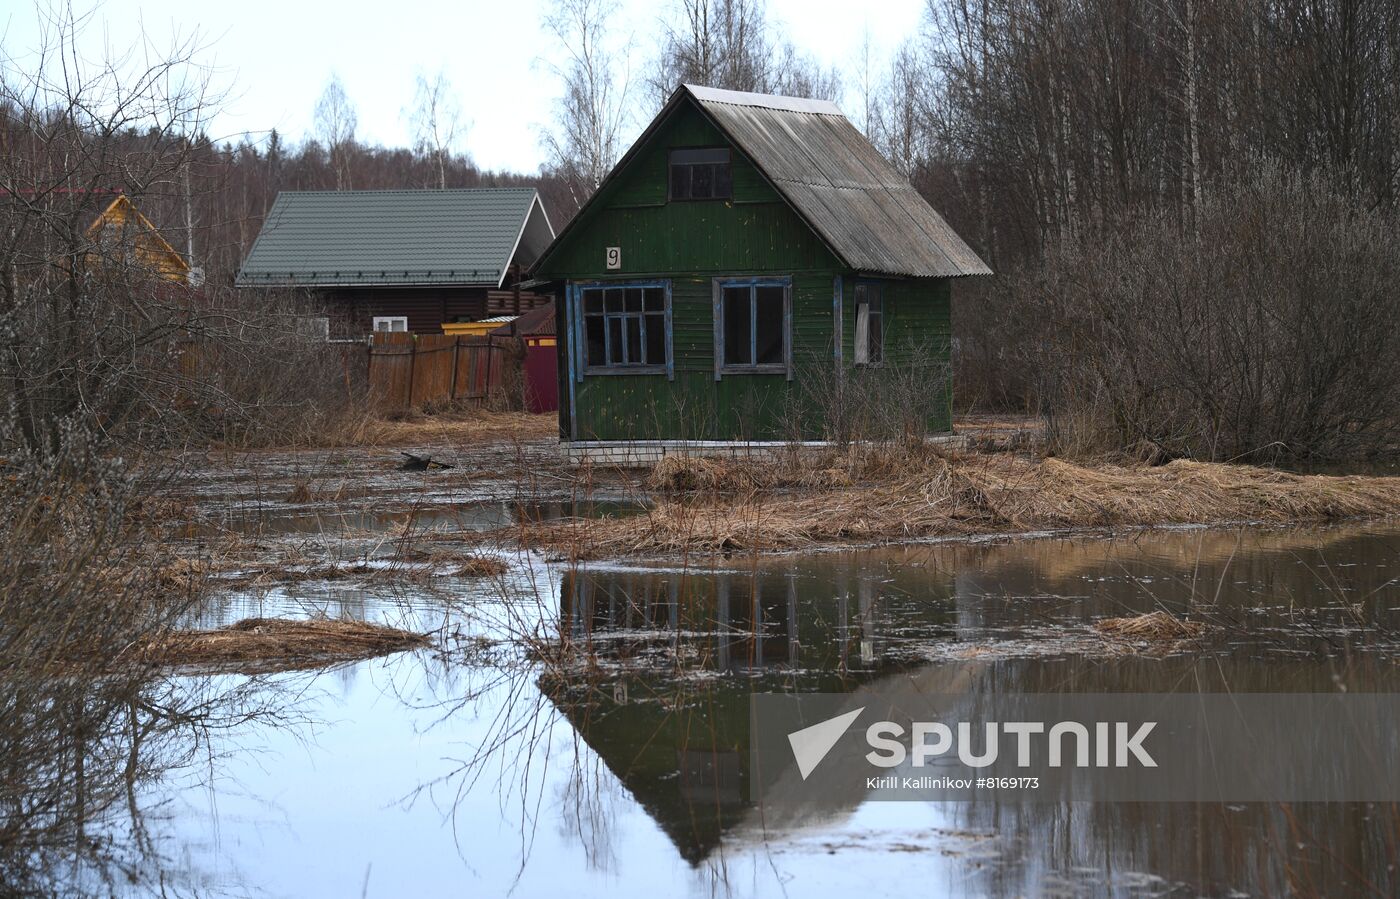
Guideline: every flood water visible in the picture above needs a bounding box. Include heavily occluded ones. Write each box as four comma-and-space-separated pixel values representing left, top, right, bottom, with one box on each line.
59, 524, 1400, 896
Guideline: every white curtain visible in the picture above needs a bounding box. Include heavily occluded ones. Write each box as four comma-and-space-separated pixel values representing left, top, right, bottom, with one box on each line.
853, 302, 870, 365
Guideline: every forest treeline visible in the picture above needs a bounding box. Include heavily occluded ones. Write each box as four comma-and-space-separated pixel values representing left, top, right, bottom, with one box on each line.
4, 0, 1400, 460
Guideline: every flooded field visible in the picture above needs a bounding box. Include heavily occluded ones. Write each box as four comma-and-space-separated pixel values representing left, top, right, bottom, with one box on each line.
47, 521, 1400, 896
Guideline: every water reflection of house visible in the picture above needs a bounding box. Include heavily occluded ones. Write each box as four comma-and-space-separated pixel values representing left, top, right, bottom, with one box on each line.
559, 567, 908, 674
545, 566, 956, 864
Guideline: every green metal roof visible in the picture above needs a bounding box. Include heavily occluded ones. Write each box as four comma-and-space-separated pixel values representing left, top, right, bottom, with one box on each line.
236, 187, 554, 288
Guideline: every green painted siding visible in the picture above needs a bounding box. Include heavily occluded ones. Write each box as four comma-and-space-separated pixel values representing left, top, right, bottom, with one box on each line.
545, 105, 831, 279
539, 99, 955, 441
839, 278, 953, 434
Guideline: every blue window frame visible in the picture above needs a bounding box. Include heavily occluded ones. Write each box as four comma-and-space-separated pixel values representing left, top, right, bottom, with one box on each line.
712, 276, 792, 379
571, 280, 673, 378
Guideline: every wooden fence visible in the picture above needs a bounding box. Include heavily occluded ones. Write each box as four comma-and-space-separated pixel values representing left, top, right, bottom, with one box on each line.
367, 333, 520, 412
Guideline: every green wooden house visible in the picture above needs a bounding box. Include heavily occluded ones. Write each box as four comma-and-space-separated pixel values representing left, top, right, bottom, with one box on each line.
531, 84, 991, 444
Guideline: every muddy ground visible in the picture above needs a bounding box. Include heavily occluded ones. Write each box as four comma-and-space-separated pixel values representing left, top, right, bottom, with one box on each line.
168, 410, 1400, 574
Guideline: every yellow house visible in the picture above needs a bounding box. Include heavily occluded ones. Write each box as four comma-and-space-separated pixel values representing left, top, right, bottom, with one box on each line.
85, 194, 191, 283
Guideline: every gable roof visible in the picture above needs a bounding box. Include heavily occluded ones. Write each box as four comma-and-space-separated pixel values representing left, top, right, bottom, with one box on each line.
535, 84, 990, 279
85, 194, 191, 282
236, 188, 555, 289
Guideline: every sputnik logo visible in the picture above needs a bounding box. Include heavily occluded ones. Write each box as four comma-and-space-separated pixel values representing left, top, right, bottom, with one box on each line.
787, 707, 864, 780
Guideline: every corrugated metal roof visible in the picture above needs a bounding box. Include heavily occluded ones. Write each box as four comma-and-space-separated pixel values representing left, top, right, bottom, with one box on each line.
236, 188, 554, 288
685, 85, 991, 278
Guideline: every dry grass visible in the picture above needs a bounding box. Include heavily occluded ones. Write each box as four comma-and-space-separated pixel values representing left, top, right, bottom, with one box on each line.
284, 480, 313, 503
646, 454, 853, 491
129, 617, 430, 672
391, 546, 510, 577
354, 409, 556, 447
514, 451, 1400, 558
451, 556, 509, 577
229, 408, 558, 451
1094, 611, 1207, 641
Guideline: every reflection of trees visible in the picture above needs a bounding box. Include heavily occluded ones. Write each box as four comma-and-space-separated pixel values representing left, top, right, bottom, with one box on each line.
0, 670, 297, 896
942, 655, 1400, 896
554, 740, 623, 873
952, 799, 1399, 897
557, 565, 947, 676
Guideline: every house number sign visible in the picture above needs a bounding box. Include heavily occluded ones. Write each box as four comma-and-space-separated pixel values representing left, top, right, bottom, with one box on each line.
605, 246, 621, 270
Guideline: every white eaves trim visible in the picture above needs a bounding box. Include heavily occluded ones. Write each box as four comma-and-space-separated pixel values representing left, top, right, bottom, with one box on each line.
684, 84, 843, 116
498, 192, 558, 288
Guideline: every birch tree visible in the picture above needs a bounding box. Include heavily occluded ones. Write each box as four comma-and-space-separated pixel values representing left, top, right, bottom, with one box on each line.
313, 74, 357, 189
541, 0, 634, 206
408, 70, 468, 189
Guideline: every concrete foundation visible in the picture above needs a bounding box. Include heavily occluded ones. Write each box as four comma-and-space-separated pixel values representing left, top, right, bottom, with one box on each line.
562, 434, 965, 467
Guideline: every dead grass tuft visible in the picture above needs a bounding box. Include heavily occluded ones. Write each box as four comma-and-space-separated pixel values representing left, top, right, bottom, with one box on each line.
1094, 611, 1207, 641
647, 456, 765, 492
284, 480, 313, 503
130, 617, 429, 672
451, 556, 509, 577
390, 546, 509, 577
645, 453, 860, 492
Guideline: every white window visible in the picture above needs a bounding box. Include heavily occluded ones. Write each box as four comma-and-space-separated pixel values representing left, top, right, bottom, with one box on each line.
372, 316, 408, 333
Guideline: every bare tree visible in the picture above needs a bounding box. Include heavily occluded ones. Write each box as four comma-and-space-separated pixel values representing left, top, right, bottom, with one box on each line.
871, 40, 927, 177
0, 8, 295, 891
647, 0, 841, 106
852, 24, 877, 135
0, 0, 226, 451
407, 69, 469, 189
540, 0, 634, 206
313, 73, 357, 189
1011, 167, 1400, 462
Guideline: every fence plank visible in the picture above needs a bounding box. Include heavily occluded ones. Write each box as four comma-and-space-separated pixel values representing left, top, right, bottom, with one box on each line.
408, 334, 457, 407
317, 330, 526, 411
368, 332, 415, 410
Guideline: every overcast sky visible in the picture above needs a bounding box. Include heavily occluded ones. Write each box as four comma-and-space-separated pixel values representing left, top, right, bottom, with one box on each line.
2, 0, 926, 173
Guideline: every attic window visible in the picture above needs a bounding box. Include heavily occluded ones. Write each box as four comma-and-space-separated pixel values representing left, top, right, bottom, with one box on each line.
669, 148, 731, 201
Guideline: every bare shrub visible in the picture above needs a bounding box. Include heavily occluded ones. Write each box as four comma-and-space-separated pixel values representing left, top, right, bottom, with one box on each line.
0, 415, 202, 888
784, 340, 952, 447
0, 17, 312, 888
0, 11, 369, 453
1007, 167, 1400, 462
179, 289, 372, 448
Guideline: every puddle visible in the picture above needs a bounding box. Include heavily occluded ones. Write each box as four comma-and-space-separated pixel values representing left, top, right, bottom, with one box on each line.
189, 496, 648, 537
36, 523, 1400, 896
